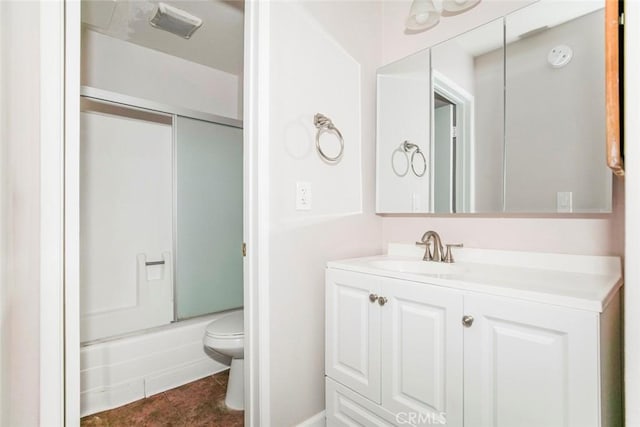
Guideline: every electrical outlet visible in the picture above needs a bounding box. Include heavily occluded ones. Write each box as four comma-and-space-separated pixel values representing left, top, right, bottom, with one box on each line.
296, 181, 312, 210
557, 191, 573, 213
412, 193, 421, 213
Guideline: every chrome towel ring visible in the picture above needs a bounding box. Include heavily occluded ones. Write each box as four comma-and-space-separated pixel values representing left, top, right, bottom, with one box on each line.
409, 145, 427, 177
391, 145, 410, 177
314, 113, 344, 163
392, 141, 426, 177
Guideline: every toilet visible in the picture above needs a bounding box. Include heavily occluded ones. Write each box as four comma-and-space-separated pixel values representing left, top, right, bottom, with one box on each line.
203, 310, 244, 410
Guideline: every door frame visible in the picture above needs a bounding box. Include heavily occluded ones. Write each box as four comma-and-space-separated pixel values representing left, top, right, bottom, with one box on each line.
60, 0, 268, 425
242, 0, 270, 425
431, 70, 475, 213
39, 1, 67, 424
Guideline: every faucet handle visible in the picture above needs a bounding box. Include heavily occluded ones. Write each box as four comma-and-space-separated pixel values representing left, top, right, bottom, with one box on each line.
416, 241, 435, 261
443, 243, 463, 263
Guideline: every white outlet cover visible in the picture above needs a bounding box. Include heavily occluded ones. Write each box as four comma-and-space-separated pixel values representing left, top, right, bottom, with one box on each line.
557, 191, 573, 213
296, 181, 311, 211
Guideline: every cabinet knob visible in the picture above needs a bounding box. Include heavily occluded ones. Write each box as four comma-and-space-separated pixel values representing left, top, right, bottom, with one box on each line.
462, 315, 474, 327
378, 297, 388, 306
369, 293, 379, 303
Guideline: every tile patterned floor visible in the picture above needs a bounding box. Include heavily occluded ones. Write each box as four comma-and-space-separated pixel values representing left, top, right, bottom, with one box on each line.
81, 371, 244, 427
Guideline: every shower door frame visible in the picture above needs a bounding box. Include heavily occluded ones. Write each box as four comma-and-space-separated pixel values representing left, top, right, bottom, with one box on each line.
79, 88, 243, 341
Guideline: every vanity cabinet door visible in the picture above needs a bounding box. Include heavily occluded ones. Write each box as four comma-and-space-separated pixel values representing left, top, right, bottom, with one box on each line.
326, 269, 382, 403
380, 279, 464, 427
463, 293, 600, 427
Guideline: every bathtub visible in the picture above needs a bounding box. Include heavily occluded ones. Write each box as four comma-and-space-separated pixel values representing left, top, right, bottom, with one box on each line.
80, 310, 239, 416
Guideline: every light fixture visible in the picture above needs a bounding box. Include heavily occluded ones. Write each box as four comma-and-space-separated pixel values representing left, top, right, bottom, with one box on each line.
149, 3, 203, 39
442, 0, 481, 13
406, 0, 442, 31
406, 0, 481, 32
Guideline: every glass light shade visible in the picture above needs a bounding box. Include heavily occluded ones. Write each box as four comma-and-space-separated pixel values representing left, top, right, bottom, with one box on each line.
406, 0, 441, 30
442, 0, 481, 13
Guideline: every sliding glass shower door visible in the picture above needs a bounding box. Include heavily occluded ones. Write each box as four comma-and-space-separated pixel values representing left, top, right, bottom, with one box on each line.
175, 116, 243, 319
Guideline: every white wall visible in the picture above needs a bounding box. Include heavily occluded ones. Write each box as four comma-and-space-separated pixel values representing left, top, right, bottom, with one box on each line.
261, 1, 383, 424
624, 2, 640, 424
0, 1, 42, 425
82, 29, 241, 120
0, 2, 6, 423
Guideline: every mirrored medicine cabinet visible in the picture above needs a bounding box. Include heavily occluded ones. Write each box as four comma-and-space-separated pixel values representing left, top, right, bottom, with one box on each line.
376, 0, 612, 214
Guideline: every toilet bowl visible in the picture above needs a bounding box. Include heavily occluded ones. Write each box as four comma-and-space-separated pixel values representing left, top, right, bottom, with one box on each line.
203, 310, 244, 410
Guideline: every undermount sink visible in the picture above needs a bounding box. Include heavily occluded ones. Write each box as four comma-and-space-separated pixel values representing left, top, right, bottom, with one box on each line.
367, 259, 469, 275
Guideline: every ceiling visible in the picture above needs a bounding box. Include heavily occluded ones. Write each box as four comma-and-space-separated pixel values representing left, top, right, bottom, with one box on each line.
82, 0, 244, 76
454, 0, 603, 57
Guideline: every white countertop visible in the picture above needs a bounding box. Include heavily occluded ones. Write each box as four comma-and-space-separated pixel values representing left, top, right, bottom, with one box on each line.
327, 244, 623, 312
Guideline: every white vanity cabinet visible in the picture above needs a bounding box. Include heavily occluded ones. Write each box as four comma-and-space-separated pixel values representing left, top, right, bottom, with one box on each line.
325, 259, 622, 427
463, 293, 615, 427
326, 269, 464, 426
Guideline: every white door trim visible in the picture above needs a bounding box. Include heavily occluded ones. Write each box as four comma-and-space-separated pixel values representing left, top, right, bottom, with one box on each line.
243, 0, 271, 425
64, 0, 82, 424
432, 70, 475, 213
40, 1, 65, 424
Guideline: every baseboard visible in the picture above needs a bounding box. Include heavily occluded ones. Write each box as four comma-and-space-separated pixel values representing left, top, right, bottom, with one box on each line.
296, 410, 326, 427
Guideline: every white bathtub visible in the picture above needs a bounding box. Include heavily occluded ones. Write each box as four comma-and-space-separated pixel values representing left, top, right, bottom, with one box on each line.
80, 310, 239, 416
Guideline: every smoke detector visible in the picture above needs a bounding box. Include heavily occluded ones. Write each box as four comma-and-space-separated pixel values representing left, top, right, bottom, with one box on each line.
548, 45, 573, 69
150, 3, 203, 39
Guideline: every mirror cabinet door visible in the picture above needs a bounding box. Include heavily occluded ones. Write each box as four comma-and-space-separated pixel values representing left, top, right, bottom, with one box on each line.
375, 0, 612, 215
377, 50, 431, 213
504, 1, 611, 213
431, 19, 504, 213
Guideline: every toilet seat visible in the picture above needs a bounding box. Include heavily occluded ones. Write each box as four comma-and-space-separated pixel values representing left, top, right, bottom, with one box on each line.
205, 311, 244, 339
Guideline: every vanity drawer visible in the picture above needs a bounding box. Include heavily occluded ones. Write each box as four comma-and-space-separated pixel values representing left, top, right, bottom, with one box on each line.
326, 378, 398, 427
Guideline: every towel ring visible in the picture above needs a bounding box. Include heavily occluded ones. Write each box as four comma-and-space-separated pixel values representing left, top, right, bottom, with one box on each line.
397, 140, 427, 178
314, 113, 344, 163
411, 149, 427, 177
391, 146, 410, 177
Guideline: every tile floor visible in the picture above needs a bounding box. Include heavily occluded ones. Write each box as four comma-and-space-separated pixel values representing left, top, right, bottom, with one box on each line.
81, 371, 243, 427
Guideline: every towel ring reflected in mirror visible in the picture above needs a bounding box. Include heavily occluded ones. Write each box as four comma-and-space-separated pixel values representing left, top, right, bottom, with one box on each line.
410, 147, 427, 177
392, 140, 426, 178
391, 145, 410, 177
314, 113, 344, 163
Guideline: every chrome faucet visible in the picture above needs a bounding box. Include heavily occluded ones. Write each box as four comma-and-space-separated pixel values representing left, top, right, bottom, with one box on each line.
416, 231, 464, 263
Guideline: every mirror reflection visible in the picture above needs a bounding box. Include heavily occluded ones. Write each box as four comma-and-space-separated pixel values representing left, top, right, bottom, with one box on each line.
431, 19, 504, 213
377, 49, 431, 213
504, 1, 610, 213
376, 0, 611, 214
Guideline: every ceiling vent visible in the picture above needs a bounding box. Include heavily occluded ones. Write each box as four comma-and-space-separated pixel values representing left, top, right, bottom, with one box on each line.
149, 3, 203, 39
